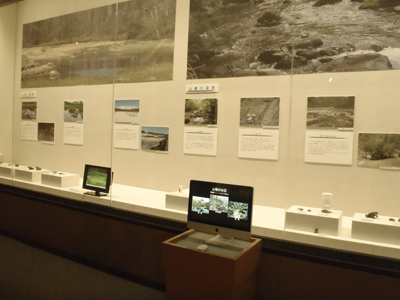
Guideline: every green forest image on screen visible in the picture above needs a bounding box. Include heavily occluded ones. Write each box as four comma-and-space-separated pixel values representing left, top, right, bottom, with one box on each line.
86, 168, 107, 189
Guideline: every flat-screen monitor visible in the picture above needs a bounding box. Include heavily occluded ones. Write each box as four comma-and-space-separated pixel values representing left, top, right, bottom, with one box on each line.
187, 180, 254, 245
82, 164, 112, 196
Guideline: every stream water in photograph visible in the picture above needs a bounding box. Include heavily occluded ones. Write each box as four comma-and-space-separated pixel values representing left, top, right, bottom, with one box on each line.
290, 0, 400, 63
141, 135, 165, 150
195, 0, 400, 71
56, 52, 171, 79
64, 110, 83, 122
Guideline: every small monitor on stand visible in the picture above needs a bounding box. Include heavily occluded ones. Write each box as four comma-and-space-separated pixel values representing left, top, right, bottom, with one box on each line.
187, 180, 254, 246
82, 164, 112, 197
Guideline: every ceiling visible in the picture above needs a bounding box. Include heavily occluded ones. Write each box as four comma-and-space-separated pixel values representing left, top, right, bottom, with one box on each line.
0, 0, 23, 8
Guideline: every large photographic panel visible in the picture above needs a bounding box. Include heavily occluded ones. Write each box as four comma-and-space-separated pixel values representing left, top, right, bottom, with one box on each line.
21, 0, 176, 88
187, 0, 399, 79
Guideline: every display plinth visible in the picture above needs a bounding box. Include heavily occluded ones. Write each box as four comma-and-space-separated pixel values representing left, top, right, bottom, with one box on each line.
285, 205, 343, 236
0, 164, 13, 178
165, 189, 189, 211
352, 213, 400, 245
162, 229, 261, 300
15, 168, 49, 183
42, 172, 79, 188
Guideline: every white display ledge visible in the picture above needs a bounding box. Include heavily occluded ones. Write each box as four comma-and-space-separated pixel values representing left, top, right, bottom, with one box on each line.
285, 205, 343, 236
1, 177, 400, 260
352, 213, 400, 246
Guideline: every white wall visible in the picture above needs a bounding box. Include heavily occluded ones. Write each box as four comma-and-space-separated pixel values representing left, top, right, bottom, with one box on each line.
8, 0, 400, 218
0, 3, 17, 162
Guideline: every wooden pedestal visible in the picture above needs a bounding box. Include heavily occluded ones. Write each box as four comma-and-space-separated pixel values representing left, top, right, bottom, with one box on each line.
162, 229, 261, 300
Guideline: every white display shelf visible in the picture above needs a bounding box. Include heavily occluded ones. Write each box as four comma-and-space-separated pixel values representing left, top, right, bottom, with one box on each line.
0, 163, 14, 178
352, 212, 400, 246
110, 184, 187, 222
285, 205, 343, 236
1, 177, 400, 260
15, 167, 49, 183
42, 172, 79, 188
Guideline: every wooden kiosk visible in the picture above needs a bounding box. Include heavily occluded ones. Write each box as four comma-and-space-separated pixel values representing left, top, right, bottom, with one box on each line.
162, 229, 261, 300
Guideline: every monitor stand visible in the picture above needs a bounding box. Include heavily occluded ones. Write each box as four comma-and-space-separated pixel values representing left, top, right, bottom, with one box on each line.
84, 191, 108, 197
206, 235, 234, 247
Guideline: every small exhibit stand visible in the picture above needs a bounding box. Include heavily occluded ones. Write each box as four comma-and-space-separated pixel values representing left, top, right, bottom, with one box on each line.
165, 189, 189, 211
15, 167, 50, 183
352, 213, 400, 245
162, 229, 261, 300
41, 172, 79, 188
285, 205, 343, 236
0, 163, 13, 178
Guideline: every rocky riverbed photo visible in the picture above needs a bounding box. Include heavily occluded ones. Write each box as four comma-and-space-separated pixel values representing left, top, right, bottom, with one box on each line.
187, 0, 400, 79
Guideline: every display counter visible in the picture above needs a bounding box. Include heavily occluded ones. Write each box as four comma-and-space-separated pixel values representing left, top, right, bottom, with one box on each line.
1, 176, 400, 277
1, 179, 400, 300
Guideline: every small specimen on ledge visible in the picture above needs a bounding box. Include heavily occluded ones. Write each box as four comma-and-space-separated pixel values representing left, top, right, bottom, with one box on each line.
389, 218, 395, 222
365, 212, 379, 219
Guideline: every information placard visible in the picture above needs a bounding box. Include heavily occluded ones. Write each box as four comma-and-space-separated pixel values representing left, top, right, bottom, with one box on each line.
238, 129, 279, 160
305, 130, 353, 165
184, 127, 217, 156
21, 121, 38, 141
64, 123, 83, 145
114, 124, 139, 150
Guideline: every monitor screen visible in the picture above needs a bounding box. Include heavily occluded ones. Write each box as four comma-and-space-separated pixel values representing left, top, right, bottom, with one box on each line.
82, 164, 112, 196
187, 180, 254, 242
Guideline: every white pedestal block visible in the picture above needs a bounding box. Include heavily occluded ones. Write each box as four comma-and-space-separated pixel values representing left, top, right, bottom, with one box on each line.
42, 172, 79, 188
0, 154, 3, 164
352, 213, 400, 245
15, 167, 49, 182
285, 205, 343, 236
165, 189, 189, 211
0, 164, 13, 178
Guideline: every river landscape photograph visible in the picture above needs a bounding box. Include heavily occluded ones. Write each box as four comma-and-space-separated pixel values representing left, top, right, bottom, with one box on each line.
141, 126, 169, 151
64, 101, 83, 122
307, 96, 355, 128
21, 0, 176, 88
187, 0, 400, 79
21, 102, 37, 120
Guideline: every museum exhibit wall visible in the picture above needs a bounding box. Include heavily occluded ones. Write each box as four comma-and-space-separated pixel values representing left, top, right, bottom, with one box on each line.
12, 0, 114, 174
0, 4, 17, 163
5, 0, 400, 220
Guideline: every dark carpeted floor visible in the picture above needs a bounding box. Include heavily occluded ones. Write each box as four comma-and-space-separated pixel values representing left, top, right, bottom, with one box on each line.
0, 234, 165, 300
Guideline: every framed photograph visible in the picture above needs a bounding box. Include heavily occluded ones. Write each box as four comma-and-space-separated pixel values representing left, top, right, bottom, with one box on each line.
114, 100, 140, 124
240, 97, 279, 127
358, 133, 400, 170
22, 101, 37, 120
307, 96, 355, 129
64, 101, 84, 122
141, 126, 169, 152
185, 98, 218, 125
38, 122, 55, 143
